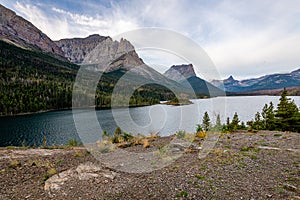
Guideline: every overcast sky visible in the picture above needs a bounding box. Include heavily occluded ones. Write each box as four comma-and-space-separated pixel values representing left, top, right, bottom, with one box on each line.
1, 0, 299, 80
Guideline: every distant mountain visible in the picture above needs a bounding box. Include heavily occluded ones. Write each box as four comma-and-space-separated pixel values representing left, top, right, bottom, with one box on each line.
164, 64, 225, 97
211, 68, 300, 93
0, 4, 64, 58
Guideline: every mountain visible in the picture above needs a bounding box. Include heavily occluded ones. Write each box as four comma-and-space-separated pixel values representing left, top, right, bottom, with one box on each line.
56, 34, 189, 97
0, 5, 189, 115
0, 4, 64, 58
211, 68, 300, 93
164, 64, 225, 97
55, 34, 108, 64
164, 64, 196, 82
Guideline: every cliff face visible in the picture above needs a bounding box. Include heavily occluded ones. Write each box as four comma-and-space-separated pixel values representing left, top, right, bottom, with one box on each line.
0, 4, 64, 57
163, 64, 197, 81
83, 37, 144, 69
55, 34, 109, 64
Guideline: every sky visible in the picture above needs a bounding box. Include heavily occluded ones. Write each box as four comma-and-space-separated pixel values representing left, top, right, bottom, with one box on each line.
0, 0, 299, 80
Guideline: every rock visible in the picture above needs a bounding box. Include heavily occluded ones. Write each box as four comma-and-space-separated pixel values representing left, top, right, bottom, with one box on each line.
44, 162, 118, 192
44, 169, 73, 191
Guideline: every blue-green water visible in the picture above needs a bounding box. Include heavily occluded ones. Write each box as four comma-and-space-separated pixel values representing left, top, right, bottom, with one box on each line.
0, 96, 299, 147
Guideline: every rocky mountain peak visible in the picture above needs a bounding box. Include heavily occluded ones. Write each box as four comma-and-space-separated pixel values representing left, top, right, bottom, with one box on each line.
82, 37, 143, 71
0, 4, 64, 58
163, 64, 196, 82
55, 34, 109, 64
224, 75, 237, 83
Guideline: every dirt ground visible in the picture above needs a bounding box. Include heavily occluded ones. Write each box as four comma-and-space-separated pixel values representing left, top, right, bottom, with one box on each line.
0, 131, 299, 200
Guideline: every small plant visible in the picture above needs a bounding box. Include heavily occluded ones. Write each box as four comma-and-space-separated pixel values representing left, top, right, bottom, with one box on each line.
273, 134, 282, 137
56, 159, 64, 164
122, 132, 134, 142
195, 174, 205, 180
43, 136, 47, 148
102, 130, 110, 140
114, 127, 122, 137
176, 190, 188, 198
196, 124, 203, 132
195, 131, 206, 139
172, 165, 179, 169
238, 161, 246, 168
68, 139, 81, 147
142, 139, 150, 148
74, 150, 83, 157
176, 130, 186, 139
249, 155, 258, 160
42, 174, 50, 184
47, 167, 57, 176
10, 160, 21, 169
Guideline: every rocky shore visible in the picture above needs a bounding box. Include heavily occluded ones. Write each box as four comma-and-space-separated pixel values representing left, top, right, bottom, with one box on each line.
0, 131, 299, 199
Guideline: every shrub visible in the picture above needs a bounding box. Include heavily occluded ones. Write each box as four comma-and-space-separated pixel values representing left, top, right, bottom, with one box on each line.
122, 132, 134, 142
176, 130, 186, 139
195, 131, 207, 139
196, 124, 203, 132
10, 160, 21, 169
68, 139, 81, 147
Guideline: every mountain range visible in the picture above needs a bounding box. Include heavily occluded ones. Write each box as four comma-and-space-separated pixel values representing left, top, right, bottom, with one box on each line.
211, 68, 300, 94
0, 4, 298, 115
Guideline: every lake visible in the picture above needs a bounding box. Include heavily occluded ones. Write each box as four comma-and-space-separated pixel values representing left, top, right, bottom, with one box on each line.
0, 96, 299, 147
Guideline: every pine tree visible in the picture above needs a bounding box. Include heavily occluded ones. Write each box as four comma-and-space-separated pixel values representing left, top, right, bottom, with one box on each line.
286, 100, 300, 132
261, 104, 268, 129
275, 88, 300, 132
266, 102, 275, 130
231, 112, 240, 131
253, 112, 262, 130
202, 112, 211, 131
215, 114, 222, 131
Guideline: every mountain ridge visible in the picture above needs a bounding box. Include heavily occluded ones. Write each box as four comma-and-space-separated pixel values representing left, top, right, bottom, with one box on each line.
211, 68, 300, 93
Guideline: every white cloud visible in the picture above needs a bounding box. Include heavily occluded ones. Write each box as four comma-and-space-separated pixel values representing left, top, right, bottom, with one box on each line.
14, 2, 71, 40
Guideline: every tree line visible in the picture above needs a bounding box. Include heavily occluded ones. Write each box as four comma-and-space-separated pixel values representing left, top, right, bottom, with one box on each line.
199, 88, 300, 133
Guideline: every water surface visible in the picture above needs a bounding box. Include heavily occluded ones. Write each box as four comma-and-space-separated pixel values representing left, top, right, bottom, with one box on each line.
0, 96, 299, 146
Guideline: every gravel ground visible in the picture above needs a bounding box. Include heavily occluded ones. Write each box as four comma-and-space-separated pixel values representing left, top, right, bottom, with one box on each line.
0, 131, 299, 200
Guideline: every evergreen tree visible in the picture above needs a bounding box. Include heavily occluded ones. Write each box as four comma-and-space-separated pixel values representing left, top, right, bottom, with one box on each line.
226, 117, 230, 126
240, 121, 246, 130
275, 88, 300, 132
231, 112, 240, 131
215, 114, 222, 131
266, 102, 276, 130
253, 112, 262, 130
202, 112, 211, 131
261, 104, 268, 129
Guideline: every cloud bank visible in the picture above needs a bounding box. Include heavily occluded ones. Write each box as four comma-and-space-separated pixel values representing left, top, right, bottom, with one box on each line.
0, 0, 299, 79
